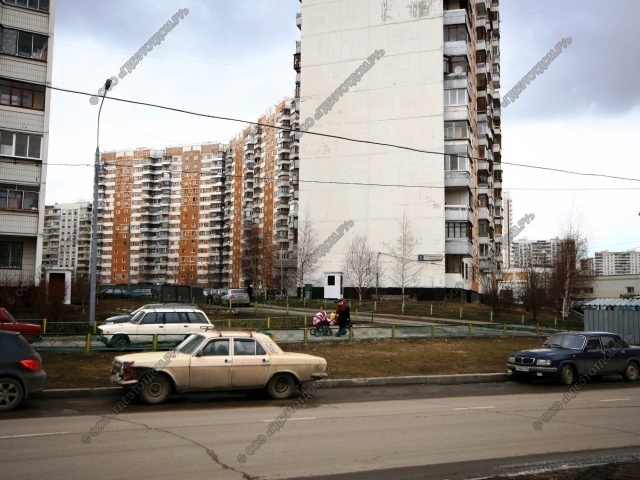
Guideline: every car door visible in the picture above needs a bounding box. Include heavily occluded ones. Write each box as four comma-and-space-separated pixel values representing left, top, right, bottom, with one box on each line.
600, 335, 627, 374
579, 336, 604, 376
189, 338, 232, 390
135, 312, 164, 343
230, 338, 271, 388
162, 311, 184, 342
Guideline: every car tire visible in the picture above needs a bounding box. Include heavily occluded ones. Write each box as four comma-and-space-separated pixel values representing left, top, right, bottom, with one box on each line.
559, 364, 575, 386
138, 374, 172, 405
0, 377, 24, 412
266, 373, 296, 400
623, 361, 639, 381
110, 334, 130, 350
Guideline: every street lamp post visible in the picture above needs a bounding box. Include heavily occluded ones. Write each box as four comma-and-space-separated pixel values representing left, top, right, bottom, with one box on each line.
89, 79, 112, 327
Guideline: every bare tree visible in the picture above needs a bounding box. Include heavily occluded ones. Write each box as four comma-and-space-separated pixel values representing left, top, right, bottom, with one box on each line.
518, 266, 546, 319
295, 207, 320, 296
342, 235, 376, 306
384, 212, 421, 307
547, 225, 593, 318
479, 270, 502, 313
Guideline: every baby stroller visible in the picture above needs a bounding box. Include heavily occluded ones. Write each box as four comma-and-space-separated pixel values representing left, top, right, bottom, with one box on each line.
310, 311, 333, 336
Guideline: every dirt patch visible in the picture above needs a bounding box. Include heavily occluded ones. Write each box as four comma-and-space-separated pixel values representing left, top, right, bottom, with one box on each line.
487, 460, 640, 479
39, 336, 541, 389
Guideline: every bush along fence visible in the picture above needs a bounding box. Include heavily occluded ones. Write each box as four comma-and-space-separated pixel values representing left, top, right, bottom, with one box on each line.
29, 321, 562, 352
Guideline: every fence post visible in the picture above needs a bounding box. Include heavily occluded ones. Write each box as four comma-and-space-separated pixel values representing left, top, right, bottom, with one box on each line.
304, 315, 307, 327
536, 323, 540, 336
152, 334, 158, 351
267, 317, 271, 329
490, 311, 493, 323
371, 311, 374, 323
469, 324, 472, 337
503, 323, 507, 336
392, 325, 396, 339
303, 327, 308, 343
374, 301, 377, 312
402, 301, 405, 314
43, 318, 47, 334
348, 327, 353, 342
85, 333, 91, 353
460, 308, 463, 319
554, 318, 557, 329
521, 315, 524, 325
355, 310, 359, 321
227, 318, 231, 328
430, 304, 433, 316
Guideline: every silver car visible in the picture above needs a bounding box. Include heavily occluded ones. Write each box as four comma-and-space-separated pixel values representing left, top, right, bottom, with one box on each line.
221, 289, 251, 307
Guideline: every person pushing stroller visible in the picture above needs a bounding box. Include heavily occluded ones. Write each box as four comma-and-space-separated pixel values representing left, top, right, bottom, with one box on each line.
334, 298, 351, 337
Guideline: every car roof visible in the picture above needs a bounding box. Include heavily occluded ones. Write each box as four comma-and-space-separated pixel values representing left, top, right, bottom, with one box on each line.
193, 330, 273, 342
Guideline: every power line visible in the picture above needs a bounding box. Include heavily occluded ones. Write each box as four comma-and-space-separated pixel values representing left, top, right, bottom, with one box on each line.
11, 79, 640, 184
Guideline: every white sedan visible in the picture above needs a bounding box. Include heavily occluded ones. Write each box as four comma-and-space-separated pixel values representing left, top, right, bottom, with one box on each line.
110, 330, 328, 403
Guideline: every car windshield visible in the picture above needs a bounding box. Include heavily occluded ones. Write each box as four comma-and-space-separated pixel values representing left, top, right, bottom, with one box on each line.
130, 311, 147, 325
176, 334, 206, 354
542, 334, 586, 350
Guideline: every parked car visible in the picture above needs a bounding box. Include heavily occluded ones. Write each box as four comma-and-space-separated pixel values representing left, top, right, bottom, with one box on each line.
110, 330, 327, 404
211, 287, 229, 305
97, 305, 214, 349
130, 288, 159, 300
0, 330, 46, 412
0, 307, 42, 342
221, 288, 251, 307
98, 287, 131, 299
507, 331, 640, 385
101, 303, 196, 325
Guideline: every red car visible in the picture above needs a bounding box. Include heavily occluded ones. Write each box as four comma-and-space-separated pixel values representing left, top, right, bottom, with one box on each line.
0, 308, 42, 342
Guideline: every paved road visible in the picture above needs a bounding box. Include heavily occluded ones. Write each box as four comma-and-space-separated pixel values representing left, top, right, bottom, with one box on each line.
2, 380, 639, 479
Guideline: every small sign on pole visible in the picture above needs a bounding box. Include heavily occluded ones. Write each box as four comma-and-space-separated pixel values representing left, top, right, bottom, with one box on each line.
418, 254, 443, 262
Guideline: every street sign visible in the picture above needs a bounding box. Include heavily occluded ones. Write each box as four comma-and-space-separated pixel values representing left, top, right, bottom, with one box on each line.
418, 254, 443, 262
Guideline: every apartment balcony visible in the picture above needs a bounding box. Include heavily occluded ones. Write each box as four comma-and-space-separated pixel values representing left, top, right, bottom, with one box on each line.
444, 9, 469, 27
445, 171, 473, 190
444, 41, 468, 57
445, 238, 473, 256
477, 159, 490, 172
296, 12, 301, 29
445, 205, 474, 223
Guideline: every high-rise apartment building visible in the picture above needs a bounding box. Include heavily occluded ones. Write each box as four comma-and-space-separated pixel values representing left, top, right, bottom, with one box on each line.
511, 238, 561, 268
0, 0, 55, 283
594, 251, 640, 276
296, 0, 502, 297
97, 99, 299, 289
42, 201, 92, 277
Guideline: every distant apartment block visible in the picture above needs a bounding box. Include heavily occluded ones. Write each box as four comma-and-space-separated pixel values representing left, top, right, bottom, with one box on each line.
42, 201, 92, 277
511, 238, 561, 268
97, 99, 299, 288
0, 0, 55, 283
296, 0, 502, 297
594, 251, 640, 276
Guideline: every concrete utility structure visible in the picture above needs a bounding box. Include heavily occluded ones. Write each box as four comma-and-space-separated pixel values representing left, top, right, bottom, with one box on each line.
0, 0, 55, 284
296, 0, 503, 298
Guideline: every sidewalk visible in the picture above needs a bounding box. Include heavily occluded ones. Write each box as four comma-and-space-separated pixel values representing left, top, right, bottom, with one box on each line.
32, 372, 510, 399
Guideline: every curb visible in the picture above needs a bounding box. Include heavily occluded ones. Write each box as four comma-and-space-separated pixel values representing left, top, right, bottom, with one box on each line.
32, 373, 509, 399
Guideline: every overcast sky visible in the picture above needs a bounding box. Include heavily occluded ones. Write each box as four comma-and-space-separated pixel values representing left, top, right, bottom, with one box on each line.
47, 0, 640, 256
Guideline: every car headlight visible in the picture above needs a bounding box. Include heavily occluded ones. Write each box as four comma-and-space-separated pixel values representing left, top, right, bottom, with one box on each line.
536, 359, 552, 366
508, 356, 515, 363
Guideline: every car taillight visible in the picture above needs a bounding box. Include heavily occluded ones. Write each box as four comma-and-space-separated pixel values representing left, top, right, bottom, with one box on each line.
230, 295, 236, 299
20, 359, 41, 371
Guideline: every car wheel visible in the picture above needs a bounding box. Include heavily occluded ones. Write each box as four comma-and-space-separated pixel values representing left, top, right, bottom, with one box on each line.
110, 334, 130, 350
0, 377, 24, 412
266, 373, 296, 400
623, 362, 639, 381
559, 364, 575, 385
138, 374, 172, 405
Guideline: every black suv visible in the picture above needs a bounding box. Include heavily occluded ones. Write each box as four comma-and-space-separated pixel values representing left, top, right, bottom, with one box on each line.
0, 331, 46, 412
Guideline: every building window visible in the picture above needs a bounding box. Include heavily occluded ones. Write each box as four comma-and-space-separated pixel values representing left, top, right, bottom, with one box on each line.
0, 78, 45, 110
0, 188, 38, 210
0, 27, 48, 60
444, 155, 469, 172
445, 254, 463, 274
0, 241, 23, 269
444, 89, 468, 106
3, 0, 50, 12
627, 287, 635, 293
444, 25, 468, 42
443, 55, 469, 74
444, 121, 469, 140
446, 222, 471, 239
0, 130, 42, 159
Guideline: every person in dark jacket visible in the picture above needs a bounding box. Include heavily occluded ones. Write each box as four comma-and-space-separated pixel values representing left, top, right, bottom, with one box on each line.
334, 299, 351, 336
246, 285, 254, 303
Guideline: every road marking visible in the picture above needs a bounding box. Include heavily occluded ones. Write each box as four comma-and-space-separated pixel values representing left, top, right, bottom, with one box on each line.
454, 406, 495, 410
600, 398, 631, 402
262, 417, 316, 422
0, 432, 70, 440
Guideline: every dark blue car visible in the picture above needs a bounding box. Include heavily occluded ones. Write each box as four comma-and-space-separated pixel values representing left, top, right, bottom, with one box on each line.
507, 331, 640, 385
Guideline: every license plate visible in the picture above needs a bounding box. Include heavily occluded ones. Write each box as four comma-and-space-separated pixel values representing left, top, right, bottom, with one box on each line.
515, 366, 529, 372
